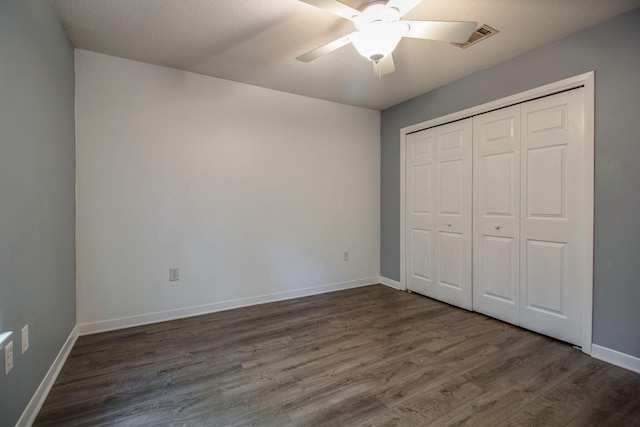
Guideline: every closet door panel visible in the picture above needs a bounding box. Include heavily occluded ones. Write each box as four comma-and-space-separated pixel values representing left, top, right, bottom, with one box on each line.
482, 236, 516, 301
473, 106, 520, 324
411, 229, 432, 281
433, 119, 473, 310
526, 146, 566, 217
438, 231, 463, 290
520, 89, 585, 345
439, 160, 463, 215
406, 129, 436, 296
525, 240, 567, 315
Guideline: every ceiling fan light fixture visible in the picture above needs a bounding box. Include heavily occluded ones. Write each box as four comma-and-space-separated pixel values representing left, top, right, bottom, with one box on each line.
350, 22, 403, 62
296, 0, 478, 77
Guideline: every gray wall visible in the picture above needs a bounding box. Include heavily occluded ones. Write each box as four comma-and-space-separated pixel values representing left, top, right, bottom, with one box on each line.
0, 1, 76, 425
381, 8, 640, 358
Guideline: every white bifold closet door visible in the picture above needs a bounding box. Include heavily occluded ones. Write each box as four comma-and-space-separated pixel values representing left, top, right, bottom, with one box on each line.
406, 119, 472, 310
473, 88, 586, 345
472, 104, 521, 324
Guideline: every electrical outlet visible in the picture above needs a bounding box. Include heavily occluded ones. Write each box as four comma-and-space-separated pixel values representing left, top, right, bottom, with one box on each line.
21, 325, 29, 354
344, 251, 350, 261
5, 341, 13, 375
169, 267, 180, 281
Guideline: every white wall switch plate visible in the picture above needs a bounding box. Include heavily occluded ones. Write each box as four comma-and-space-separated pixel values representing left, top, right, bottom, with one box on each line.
5, 340, 13, 375
21, 324, 29, 354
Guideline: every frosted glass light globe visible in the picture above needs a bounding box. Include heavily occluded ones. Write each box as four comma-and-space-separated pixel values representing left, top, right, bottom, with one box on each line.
350, 21, 403, 62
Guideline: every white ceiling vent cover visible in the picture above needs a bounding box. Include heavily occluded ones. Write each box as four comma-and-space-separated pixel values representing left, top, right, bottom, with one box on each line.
452, 24, 499, 48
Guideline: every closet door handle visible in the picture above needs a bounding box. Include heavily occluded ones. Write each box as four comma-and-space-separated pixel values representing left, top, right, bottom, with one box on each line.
447, 222, 452, 227
495, 224, 501, 230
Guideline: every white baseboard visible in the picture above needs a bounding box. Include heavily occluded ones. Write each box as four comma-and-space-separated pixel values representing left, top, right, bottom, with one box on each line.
16, 326, 78, 427
378, 276, 403, 290
591, 344, 640, 374
77, 277, 380, 336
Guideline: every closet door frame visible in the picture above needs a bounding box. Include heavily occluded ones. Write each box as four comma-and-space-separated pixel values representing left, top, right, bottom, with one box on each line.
400, 71, 594, 354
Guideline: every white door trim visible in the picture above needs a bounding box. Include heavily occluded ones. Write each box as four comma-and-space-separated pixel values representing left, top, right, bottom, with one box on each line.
399, 71, 594, 353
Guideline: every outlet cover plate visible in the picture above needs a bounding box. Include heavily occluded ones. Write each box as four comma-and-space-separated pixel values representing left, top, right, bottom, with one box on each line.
5, 340, 13, 375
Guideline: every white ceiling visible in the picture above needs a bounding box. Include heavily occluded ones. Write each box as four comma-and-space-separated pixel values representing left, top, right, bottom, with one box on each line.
51, 0, 640, 110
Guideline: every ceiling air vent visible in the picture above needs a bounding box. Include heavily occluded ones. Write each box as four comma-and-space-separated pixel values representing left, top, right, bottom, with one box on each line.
451, 24, 499, 49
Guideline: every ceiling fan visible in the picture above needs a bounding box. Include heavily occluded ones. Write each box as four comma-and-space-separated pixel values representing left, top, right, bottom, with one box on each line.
296, 0, 477, 76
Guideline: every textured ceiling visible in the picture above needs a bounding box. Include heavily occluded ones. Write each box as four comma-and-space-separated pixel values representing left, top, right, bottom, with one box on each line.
52, 0, 640, 110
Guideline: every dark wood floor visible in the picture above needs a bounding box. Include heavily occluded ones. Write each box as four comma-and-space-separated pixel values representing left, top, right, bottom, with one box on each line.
35, 285, 640, 426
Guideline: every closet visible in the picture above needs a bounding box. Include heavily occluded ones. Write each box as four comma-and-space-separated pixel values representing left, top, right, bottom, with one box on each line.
405, 87, 589, 346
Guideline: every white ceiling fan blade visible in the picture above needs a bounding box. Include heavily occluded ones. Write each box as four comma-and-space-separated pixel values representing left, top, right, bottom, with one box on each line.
385, 0, 423, 18
296, 33, 354, 62
373, 54, 395, 77
298, 0, 361, 22
404, 20, 477, 43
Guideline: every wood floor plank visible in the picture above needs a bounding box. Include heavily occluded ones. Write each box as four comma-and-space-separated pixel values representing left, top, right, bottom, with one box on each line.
564, 364, 640, 427
429, 344, 589, 426
33, 285, 640, 426
371, 374, 486, 425
496, 360, 617, 427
